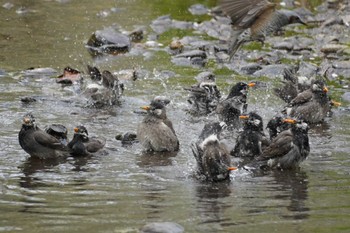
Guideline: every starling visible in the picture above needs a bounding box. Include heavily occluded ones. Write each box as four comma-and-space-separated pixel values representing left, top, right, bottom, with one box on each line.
231, 112, 269, 158
137, 100, 179, 152
249, 119, 310, 170
219, 0, 306, 59
283, 79, 330, 124
68, 126, 106, 157
18, 113, 68, 159
191, 122, 236, 181
216, 81, 255, 129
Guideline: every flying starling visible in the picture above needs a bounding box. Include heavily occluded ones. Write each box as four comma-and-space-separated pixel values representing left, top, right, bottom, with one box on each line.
219, 0, 306, 59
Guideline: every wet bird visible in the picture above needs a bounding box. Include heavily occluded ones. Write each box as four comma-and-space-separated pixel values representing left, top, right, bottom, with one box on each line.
216, 81, 255, 129
191, 122, 237, 181
84, 66, 124, 107
266, 115, 290, 140
185, 71, 221, 116
68, 126, 106, 157
137, 100, 179, 152
249, 119, 310, 170
219, 0, 306, 59
283, 79, 330, 124
231, 112, 269, 158
18, 113, 68, 159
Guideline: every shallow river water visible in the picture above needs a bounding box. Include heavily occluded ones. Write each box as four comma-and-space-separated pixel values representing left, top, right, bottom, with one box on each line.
1, 0, 350, 232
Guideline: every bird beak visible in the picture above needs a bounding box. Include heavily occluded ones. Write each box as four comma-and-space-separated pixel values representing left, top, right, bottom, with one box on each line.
248, 82, 256, 88
74, 127, 79, 133
23, 117, 30, 124
228, 167, 237, 171
140, 106, 151, 111
323, 86, 328, 93
331, 100, 341, 107
239, 115, 249, 120
283, 118, 297, 124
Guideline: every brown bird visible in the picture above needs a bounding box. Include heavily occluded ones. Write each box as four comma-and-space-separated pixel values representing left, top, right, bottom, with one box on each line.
219, 0, 306, 59
191, 122, 237, 181
283, 80, 330, 124
137, 100, 179, 152
249, 119, 310, 170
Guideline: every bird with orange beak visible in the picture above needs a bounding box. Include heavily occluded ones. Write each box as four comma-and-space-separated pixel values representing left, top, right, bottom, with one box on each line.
216, 81, 256, 130
283, 80, 331, 124
137, 100, 179, 152
248, 118, 310, 170
231, 112, 269, 159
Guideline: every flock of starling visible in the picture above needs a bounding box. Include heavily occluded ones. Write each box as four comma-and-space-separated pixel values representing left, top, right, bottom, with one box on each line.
18, 0, 338, 182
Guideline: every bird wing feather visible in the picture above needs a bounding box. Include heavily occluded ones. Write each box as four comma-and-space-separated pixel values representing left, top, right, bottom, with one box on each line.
33, 130, 66, 150
290, 89, 313, 105
257, 130, 293, 160
219, 0, 276, 29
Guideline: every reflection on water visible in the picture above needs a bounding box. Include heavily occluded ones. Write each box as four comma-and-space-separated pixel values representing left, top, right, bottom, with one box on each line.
19, 156, 67, 189
195, 181, 232, 228
272, 170, 309, 220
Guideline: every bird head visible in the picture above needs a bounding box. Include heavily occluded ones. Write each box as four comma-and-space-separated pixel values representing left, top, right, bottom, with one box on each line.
74, 125, 89, 136
227, 82, 255, 98
283, 118, 309, 132
240, 112, 263, 130
140, 100, 166, 118
311, 80, 328, 93
22, 113, 35, 127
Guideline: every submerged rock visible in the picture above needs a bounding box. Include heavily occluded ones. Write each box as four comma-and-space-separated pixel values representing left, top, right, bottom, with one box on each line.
140, 222, 184, 233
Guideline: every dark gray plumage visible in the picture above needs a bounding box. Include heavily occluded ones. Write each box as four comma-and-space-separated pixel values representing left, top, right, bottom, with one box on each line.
249, 119, 310, 170
18, 114, 68, 159
219, 0, 306, 59
68, 126, 106, 157
137, 100, 179, 152
191, 122, 236, 181
266, 115, 291, 140
231, 112, 269, 158
185, 72, 221, 116
216, 82, 255, 129
283, 80, 330, 124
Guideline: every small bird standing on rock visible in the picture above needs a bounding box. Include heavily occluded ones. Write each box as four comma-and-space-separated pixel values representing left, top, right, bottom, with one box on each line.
219, 0, 306, 59
137, 100, 179, 152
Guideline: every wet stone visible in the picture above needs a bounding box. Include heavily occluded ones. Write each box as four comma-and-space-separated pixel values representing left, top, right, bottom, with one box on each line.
333, 61, 350, 69
174, 50, 206, 59
188, 4, 208, 15
272, 42, 294, 51
151, 15, 172, 34
240, 63, 263, 75
297, 61, 319, 79
342, 92, 350, 102
253, 64, 294, 79
320, 44, 348, 54
86, 27, 131, 56
140, 222, 184, 233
